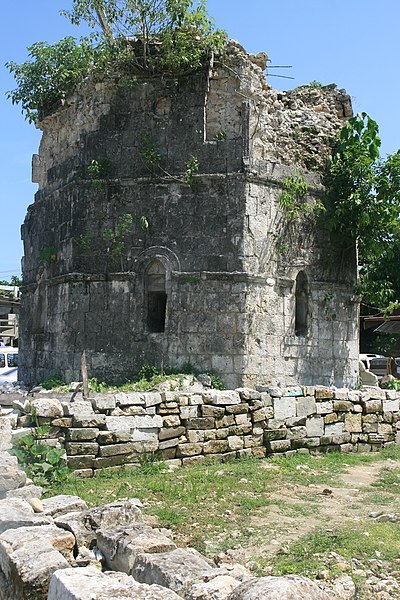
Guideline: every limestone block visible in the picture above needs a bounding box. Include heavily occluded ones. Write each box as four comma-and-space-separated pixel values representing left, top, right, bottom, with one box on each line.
227, 403, 250, 415
30, 397, 63, 418
216, 415, 235, 428
51, 417, 73, 427
186, 574, 242, 600
48, 567, 182, 599
97, 524, 177, 573
292, 438, 320, 449
386, 389, 400, 400
67, 456, 95, 470
344, 413, 362, 433
200, 405, 225, 418
253, 407, 273, 422
267, 439, 291, 453
86, 500, 144, 531
42, 496, 88, 518
186, 418, 215, 430
62, 400, 94, 418
363, 400, 382, 414
65, 442, 99, 456
0, 498, 52, 534
0, 419, 12, 451
132, 548, 213, 593
163, 415, 181, 428
99, 442, 134, 457
333, 401, 353, 412
2, 484, 42, 502
363, 422, 378, 434
273, 397, 296, 420
235, 414, 251, 426
180, 407, 199, 419
314, 387, 334, 400
362, 386, 386, 401
177, 443, 203, 457
263, 429, 287, 441
287, 426, 307, 440
227, 575, 331, 600
74, 414, 106, 428
97, 430, 131, 444
66, 428, 99, 442
158, 438, 179, 450
0, 524, 75, 600
159, 427, 185, 442
325, 422, 344, 436
227, 436, 244, 451
296, 396, 317, 418
188, 395, 203, 406
91, 396, 116, 411
348, 390, 362, 403
202, 390, 241, 406
324, 413, 338, 425
0, 452, 26, 493
333, 388, 349, 400
378, 423, 394, 435
203, 440, 229, 454
106, 415, 162, 432
316, 401, 333, 415
235, 388, 261, 401
306, 417, 324, 437
187, 430, 205, 443
383, 399, 400, 413
143, 393, 163, 408
116, 392, 145, 407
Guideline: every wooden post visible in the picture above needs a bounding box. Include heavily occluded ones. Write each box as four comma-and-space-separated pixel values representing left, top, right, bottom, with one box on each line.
81, 351, 89, 400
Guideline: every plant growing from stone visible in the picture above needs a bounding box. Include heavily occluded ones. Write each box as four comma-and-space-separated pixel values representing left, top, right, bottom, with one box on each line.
6, 1, 225, 122
12, 426, 69, 487
184, 154, 200, 187
102, 212, 133, 269
279, 172, 324, 221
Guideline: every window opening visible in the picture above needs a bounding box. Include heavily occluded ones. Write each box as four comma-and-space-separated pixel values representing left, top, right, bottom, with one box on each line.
295, 271, 308, 337
146, 261, 167, 333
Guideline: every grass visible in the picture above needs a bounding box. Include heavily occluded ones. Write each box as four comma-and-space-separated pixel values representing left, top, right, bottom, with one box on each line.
45, 446, 400, 570
265, 522, 400, 578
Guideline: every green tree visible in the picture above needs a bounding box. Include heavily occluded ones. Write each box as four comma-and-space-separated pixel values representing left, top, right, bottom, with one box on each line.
325, 113, 400, 310
6, 1, 224, 122
6, 37, 96, 122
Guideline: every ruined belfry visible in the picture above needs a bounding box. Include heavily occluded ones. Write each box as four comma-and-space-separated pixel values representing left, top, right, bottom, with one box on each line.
19, 41, 359, 388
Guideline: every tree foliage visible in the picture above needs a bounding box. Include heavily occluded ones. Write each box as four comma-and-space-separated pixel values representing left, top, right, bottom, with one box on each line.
6, 1, 225, 122
325, 112, 400, 310
6, 37, 97, 123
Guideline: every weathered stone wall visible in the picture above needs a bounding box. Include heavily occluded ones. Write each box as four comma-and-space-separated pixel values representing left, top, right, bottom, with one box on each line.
20, 40, 358, 389
3, 383, 398, 477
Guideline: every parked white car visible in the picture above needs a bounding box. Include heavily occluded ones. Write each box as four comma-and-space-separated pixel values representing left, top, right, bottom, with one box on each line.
0, 346, 18, 384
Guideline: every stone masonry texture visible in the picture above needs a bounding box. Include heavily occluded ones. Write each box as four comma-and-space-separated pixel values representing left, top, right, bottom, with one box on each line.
19, 40, 359, 388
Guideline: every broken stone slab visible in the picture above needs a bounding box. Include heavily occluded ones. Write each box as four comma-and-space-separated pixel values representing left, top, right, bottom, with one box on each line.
48, 566, 182, 599
0, 418, 12, 451
203, 391, 241, 406
30, 397, 64, 418
106, 415, 163, 432
41, 495, 88, 518
54, 511, 97, 550
132, 547, 214, 593
0, 497, 53, 534
0, 451, 27, 492
226, 575, 331, 599
1, 483, 43, 501
186, 574, 242, 600
97, 523, 177, 573
0, 524, 75, 600
85, 499, 144, 532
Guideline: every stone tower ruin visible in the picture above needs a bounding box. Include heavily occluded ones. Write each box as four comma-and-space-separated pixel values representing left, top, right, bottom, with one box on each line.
19, 40, 359, 388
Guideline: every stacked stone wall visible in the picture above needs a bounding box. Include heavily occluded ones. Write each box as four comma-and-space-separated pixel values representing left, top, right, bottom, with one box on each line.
2, 383, 398, 477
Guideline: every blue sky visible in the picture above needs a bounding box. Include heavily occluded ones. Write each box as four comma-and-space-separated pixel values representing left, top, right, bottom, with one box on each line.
1, 0, 399, 278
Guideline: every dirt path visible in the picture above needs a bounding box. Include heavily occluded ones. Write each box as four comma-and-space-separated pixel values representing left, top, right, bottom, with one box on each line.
245, 459, 400, 558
